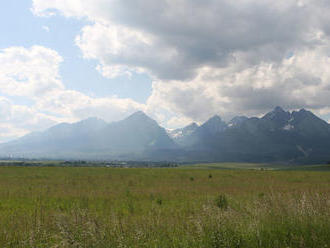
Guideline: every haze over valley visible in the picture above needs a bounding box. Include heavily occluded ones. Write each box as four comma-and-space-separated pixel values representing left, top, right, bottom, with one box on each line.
1, 107, 329, 164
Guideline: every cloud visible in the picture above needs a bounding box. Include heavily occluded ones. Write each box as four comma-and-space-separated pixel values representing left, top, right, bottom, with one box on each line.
147, 43, 330, 122
0, 96, 58, 141
32, 0, 330, 125
0, 123, 28, 143
0, 46, 64, 98
75, 23, 180, 80
0, 46, 145, 142
166, 116, 195, 129
42, 26, 50, 32
32, 0, 329, 80
0, 97, 12, 120
35, 88, 145, 122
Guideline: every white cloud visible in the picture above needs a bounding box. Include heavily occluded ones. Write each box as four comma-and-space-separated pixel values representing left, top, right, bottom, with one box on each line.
0, 46, 64, 98
166, 116, 196, 129
0, 46, 145, 142
0, 97, 12, 120
75, 23, 178, 79
42, 26, 50, 32
0, 96, 58, 141
36, 89, 145, 122
33, 0, 330, 79
147, 44, 330, 122
32, 0, 330, 124
0, 123, 28, 143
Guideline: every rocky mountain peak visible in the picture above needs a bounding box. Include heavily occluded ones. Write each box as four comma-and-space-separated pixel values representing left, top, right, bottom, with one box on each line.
228, 116, 248, 127
201, 115, 227, 134
262, 106, 291, 128
185, 122, 199, 130
123, 111, 158, 126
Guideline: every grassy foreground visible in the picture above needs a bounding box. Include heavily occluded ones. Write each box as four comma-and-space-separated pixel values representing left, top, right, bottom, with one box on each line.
0, 166, 330, 247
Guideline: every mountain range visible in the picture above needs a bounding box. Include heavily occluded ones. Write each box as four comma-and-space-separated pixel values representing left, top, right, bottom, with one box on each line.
1, 107, 330, 164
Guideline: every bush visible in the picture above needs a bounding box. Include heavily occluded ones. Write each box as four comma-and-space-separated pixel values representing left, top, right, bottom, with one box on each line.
215, 194, 228, 210
156, 198, 162, 205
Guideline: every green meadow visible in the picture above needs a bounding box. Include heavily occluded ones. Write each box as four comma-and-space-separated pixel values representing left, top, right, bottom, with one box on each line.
0, 165, 330, 247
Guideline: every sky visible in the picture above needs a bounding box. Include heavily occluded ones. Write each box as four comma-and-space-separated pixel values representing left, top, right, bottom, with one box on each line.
0, 0, 330, 142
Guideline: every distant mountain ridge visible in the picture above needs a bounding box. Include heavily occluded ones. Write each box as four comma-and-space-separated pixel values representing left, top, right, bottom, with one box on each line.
1, 107, 330, 164
171, 107, 330, 163
0, 111, 176, 160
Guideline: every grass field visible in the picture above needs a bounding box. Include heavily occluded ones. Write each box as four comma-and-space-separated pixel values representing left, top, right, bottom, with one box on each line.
0, 165, 330, 247
185, 162, 330, 171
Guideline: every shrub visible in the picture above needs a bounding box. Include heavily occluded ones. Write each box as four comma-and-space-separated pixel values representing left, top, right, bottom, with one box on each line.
156, 198, 162, 205
258, 192, 265, 198
215, 194, 228, 210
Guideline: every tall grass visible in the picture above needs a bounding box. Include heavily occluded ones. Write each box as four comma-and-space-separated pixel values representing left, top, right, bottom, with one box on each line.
0, 167, 329, 247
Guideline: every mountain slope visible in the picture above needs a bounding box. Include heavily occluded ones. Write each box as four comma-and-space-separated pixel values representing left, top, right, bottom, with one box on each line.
169, 123, 199, 146
0, 108, 329, 163
171, 115, 229, 149
94, 111, 176, 154
0, 112, 176, 160
1, 117, 108, 156
174, 107, 330, 163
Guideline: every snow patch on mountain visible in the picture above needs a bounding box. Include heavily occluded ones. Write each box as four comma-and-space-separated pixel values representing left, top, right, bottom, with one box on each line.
283, 124, 294, 131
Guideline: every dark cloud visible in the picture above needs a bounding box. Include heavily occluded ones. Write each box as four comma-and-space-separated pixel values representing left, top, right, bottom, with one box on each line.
33, 0, 330, 124
84, 0, 319, 80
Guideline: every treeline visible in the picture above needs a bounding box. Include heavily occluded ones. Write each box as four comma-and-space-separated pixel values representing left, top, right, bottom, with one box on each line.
0, 160, 179, 168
